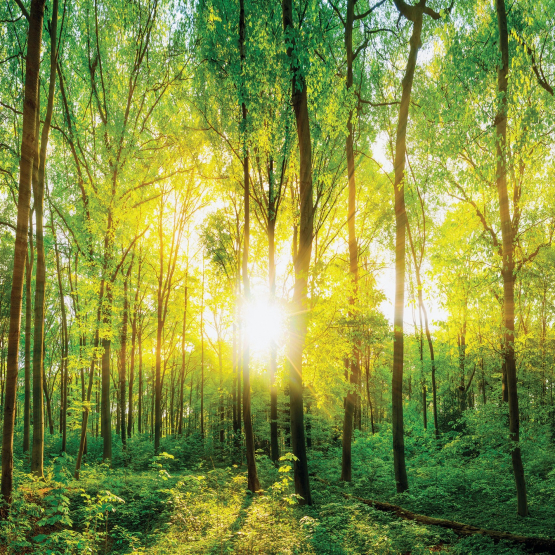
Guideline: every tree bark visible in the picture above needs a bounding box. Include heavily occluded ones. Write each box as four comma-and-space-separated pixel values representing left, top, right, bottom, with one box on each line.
2, 0, 46, 505
155, 287, 163, 451
75, 347, 98, 479
283, 0, 313, 506
268, 206, 279, 463
239, 0, 261, 494
120, 262, 131, 448
178, 284, 187, 435
138, 325, 143, 434
53, 220, 68, 454
200, 269, 205, 439
23, 221, 34, 455
407, 219, 439, 440
101, 283, 113, 461
495, 0, 528, 517
341, 0, 361, 483
324, 484, 555, 552
128, 257, 140, 438
391, 0, 440, 493
37, 0, 60, 462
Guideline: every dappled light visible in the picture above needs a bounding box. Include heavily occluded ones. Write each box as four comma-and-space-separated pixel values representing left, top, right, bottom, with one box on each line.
1, 0, 555, 552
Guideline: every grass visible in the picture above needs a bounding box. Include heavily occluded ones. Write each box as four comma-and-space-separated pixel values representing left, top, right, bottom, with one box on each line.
2, 423, 555, 554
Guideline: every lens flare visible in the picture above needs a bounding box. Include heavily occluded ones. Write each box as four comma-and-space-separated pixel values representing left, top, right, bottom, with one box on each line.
244, 299, 285, 353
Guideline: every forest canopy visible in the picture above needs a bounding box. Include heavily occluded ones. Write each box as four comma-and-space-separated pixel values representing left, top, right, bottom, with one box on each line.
1, 0, 555, 553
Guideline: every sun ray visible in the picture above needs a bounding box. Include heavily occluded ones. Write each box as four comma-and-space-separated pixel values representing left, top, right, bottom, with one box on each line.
243, 298, 286, 355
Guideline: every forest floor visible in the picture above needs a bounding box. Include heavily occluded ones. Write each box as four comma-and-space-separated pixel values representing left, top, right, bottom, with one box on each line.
2, 427, 555, 554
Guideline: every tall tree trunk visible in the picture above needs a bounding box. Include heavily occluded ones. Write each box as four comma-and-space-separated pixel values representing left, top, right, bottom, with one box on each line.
239, 0, 261, 494
154, 219, 165, 452
232, 318, 239, 438
200, 267, 205, 439
154, 296, 162, 452
178, 284, 187, 436
43, 370, 54, 435
75, 353, 98, 479
365, 352, 375, 435
170, 365, 175, 436
283, 0, 313, 506
417, 311, 427, 430
120, 263, 131, 448
138, 326, 143, 434
407, 219, 439, 440
495, 0, 528, 517
115, 389, 120, 436
23, 222, 34, 455
218, 340, 224, 444
391, 0, 429, 494
267, 156, 280, 462
341, 0, 361, 482
128, 318, 135, 439
53, 223, 68, 453
458, 317, 467, 414
128, 259, 140, 439
188, 372, 193, 436
101, 283, 113, 461
2, 0, 46, 504
151, 366, 155, 439
75, 284, 102, 479
235, 274, 242, 440
268, 215, 279, 463
33, 0, 59, 470
419, 299, 438, 439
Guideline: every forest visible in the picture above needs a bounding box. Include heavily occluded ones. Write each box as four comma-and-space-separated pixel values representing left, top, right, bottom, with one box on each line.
0, 0, 555, 553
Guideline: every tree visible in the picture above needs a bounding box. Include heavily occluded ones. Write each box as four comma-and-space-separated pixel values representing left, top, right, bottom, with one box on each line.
494, 0, 527, 516
282, 0, 314, 506
390, 0, 445, 494
1, 0, 47, 506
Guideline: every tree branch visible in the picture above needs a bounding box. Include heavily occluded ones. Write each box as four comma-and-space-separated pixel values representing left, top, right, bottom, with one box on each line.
512, 31, 554, 96
328, 0, 345, 27
354, 0, 386, 20
14, 0, 29, 20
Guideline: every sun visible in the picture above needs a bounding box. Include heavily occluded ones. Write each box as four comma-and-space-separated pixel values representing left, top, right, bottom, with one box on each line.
244, 298, 285, 353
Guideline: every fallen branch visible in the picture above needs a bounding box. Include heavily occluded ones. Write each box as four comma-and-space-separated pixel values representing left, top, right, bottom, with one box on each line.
314, 478, 555, 553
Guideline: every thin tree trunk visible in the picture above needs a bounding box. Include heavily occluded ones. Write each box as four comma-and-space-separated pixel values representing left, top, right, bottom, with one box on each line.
33, 1, 60, 472
120, 263, 131, 448
268, 215, 279, 462
495, 0, 528, 517
418, 309, 427, 430
283, 0, 313, 506
178, 284, 187, 436
391, 0, 431, 493
75, 353, 97, 479
239, 0, 261, 494
200, 267, 205, 439
53, 227, 68, 453
75, 280, 103, 477
340, 1, 361, 485
138, 326, 143, 434
31, 75, 45, 472
154, 219, 165, 452
43, 370, 54, 435
218, 340, 224, 443
23, 221, 34, 454
128, 259, 140, 439
365, 352, 375, 435
458, 319, 467, 414
101, 283, 113, 461
188, 372, 193, 436
232, 319, 238, 435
